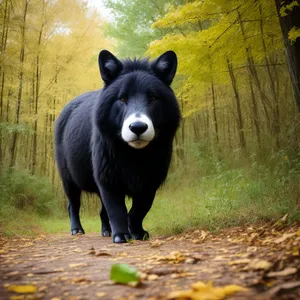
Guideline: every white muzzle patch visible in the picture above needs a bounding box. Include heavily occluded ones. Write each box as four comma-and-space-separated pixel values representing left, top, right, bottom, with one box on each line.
121, 113, 155, 149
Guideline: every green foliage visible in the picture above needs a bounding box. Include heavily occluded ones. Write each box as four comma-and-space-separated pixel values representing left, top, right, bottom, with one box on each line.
143, 144, 300, 235
102, 0, 183, 57
34, 146, 300, 237
0, 169, 62, 235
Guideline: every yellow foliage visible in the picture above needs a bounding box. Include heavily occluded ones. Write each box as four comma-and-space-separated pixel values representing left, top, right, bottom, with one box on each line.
288, 26, 300, 42
167, 281, 247, 300
280, 0, 299, 16
148, 0, 282, 117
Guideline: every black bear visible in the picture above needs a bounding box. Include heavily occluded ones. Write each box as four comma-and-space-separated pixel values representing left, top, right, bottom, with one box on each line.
54, 50, 181, 243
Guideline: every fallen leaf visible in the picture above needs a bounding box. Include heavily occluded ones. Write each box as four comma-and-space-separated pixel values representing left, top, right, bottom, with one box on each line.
38, 286, 48, 292
147, 274, 159, 281
267, 267, 297, 277
150, 240, 165, 247
6, 271, 20, 277
117, 252, 128, 257
185, 258, 196, 264
110, 264, 139, 284
54, 268, 64, 272
292, 247, 299, 256
228, 259, 251, 265
171, 272, 195, 279
7, 285, 37, 294
192, 230, 208, 244
73, 248, 82, 253
155, 251, 186, 264
267, 281, 300, 296
72, 277, 91, 284
69, 263, 88, 268
247, 259, 272, 270
167, 281, 247, 299
9, 296, 25, 300
246, 246, 257, 253
96, 292, 106, 298
274, 233, 295, 244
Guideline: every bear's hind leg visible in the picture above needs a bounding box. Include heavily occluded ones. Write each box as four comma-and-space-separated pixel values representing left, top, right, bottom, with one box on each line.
99, 202, 111, 237
63, 181, 84, 235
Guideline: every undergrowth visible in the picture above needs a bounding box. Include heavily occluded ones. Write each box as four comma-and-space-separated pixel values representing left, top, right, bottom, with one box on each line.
0, 144, 299, 237
0, 169, 63, 236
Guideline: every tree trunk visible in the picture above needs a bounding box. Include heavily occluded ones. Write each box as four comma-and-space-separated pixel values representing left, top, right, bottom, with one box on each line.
32, 7, 45, 175
10, 0, 29, 168
275, 0, 300, 112
259, 3, 280, 148
211, 81, 219, 144
227, 59, 246, 150
237, 10, 261, 146
0, 0, 11, 171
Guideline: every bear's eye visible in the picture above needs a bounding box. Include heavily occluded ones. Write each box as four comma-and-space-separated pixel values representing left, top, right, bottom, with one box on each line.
150, 95, 158, 102
120, 97, 127, 103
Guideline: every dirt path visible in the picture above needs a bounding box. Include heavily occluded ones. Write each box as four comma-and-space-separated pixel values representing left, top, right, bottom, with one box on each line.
0, 224, 299, 300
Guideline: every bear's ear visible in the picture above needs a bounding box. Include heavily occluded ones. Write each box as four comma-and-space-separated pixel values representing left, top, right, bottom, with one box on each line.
98, 50, 123, 84
151, 51, 177, 85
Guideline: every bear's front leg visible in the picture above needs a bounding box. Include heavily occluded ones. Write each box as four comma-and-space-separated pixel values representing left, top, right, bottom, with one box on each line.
98, 184, 131, 243
128, 190, 156, 240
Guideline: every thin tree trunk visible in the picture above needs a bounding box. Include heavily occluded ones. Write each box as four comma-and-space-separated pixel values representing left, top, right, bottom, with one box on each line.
10, 0, 29, 168
32, 8, 45, 175
44, 112, 49, 175
0, 0, 10, 171
211, 81, 219, 144
275, 0, 300, 112
6, 88, 11, 122
227, 59, 246, 150
237, 10, 261, 146
259, 3, 280, 148
227, 105, 232, 150
248, 57, 272, 130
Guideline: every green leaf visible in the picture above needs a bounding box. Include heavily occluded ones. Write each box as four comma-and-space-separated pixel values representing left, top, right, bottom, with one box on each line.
110, 263, 139, 284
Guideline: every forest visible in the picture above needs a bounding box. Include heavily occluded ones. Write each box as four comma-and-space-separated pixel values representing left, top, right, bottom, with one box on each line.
0, 0, 300, 236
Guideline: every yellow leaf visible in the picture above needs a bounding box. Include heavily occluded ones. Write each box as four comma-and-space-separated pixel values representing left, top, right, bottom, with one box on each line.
7, 285, 37, 294
167, 281, 247, 300
69, 263, 88, 268
288, 26, 300, 43
9, 296, 25, 300
274, 233, 295, 244
147, 274, 159, 281
228, 259, 251, 265
96, 292, 106, 298
150, 239, 165, 247
247, 259, 272, 270
292, 247, 299, 256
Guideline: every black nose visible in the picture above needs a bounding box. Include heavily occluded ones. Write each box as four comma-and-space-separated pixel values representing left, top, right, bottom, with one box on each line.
129, 121, 148, 135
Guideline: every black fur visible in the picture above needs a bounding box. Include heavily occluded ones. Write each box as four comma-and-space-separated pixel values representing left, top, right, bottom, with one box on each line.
54, 50, 181, 243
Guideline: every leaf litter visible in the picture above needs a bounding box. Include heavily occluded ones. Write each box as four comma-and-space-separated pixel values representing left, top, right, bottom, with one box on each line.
0, 222, 299, 299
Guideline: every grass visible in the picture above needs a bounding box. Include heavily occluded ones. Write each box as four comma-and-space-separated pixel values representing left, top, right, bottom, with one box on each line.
39, 160, 300, 237
1, 148, 299, 237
